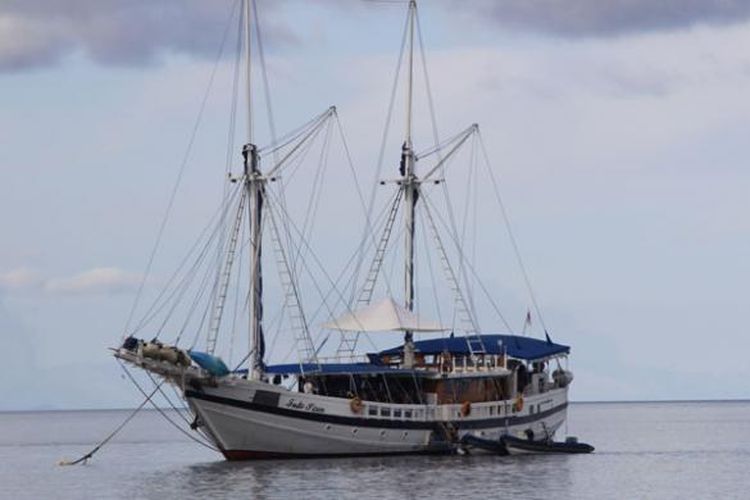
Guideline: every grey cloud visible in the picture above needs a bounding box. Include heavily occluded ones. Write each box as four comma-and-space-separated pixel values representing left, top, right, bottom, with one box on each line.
459, 0, 750, 37
0, 0, 295, 72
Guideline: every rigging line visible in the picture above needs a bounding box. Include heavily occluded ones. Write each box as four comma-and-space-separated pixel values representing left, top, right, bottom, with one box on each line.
256, 301, 287, 362
415, 4, 442, 156
132, 184, 243, 335
421, 190, 513, 331
173, 206, 239, 347
290, 191, 401, 361
265, 109, 334, 178
151, 187, 243, 341
457, 133, 481, 323
303, 192, 403, 357
267, 126, 328, 334
206, 193, 247, 355
271, 123, 323, 187
181, 249, 223, 349
58, 382, 161, 466
121, 0, 239, 341
455, 150, 473, 329
291, 118, 333, 278
471, 134, 479, 324
418, 206, 444, 329
259, 107, 332, 155
265, 197, 317, 364
280, 124, 335, 338
188, 206, 264, 351
118, 362, 218, 451
228, 220, 246, 366
437, 157, 479, 328
265, 115, 332, 268
345, 190, 407, 354
421, 124, 477, 181
214, 4, 244, 312
415, 127, 469, 161
384, 223, 407, 300
252, 0, 279, 163
253, 0, 302, 272
153, 199, 231, 341
264, 189, 381, 353
350, 9, 411, 303
334, 112, 396, 301
477, 130, 550, 333
225, 6, 243, 177
145, 371, 192, 426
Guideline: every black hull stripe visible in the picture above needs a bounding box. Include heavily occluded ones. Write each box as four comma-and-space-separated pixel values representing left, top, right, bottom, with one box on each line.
185, 389, 567, 430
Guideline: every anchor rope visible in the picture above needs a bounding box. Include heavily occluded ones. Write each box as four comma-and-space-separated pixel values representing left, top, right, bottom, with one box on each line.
58, 380, 163, 466
119, 363, 218, 451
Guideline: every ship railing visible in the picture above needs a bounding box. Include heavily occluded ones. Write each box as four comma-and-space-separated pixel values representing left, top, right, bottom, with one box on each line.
313, 354, 371, 364
361, 397, 522, 423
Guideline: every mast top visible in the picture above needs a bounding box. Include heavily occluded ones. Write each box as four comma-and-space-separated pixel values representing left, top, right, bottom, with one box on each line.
243, 0, 254, 145
404, 0, 416, 152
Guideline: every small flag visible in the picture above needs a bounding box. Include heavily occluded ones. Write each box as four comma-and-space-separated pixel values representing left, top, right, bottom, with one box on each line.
521, 309, 532, 336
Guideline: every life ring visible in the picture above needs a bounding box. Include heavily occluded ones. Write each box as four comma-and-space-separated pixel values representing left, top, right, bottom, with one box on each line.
350, 397, 364, 414
460, 401, 471, 417
514, 394, 524, 412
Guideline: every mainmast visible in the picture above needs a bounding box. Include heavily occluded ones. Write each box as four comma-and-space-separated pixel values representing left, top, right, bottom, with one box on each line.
401, 0, 418, 367
242, 0, 265, 379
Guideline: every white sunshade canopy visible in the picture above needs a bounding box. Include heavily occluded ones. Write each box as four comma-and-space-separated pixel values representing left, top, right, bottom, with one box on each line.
322, 297, 448, 333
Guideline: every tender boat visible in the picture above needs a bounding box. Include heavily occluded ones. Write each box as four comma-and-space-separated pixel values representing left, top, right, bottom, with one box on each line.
501, 435, 595, 455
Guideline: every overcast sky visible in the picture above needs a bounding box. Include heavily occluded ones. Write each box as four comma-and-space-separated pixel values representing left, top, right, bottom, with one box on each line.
1, 0, 749, 410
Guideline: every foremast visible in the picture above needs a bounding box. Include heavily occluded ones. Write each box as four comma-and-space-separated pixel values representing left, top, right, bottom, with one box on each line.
242, 0, 265, 380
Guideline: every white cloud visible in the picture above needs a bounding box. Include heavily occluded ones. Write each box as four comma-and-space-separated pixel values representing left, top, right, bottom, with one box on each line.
44, 267, 144, 295
0, 267, 43, 291
0, 267, 144, 296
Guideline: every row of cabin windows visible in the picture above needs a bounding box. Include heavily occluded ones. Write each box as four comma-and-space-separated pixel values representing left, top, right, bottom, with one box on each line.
368, 407, 416, 419
366, 403, 532, 420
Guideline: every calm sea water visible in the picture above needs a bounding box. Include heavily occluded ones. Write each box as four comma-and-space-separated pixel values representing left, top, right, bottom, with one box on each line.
1, 401, 749, 499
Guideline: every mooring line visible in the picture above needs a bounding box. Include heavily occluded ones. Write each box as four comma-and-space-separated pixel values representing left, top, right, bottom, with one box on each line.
57, 381, 163, 466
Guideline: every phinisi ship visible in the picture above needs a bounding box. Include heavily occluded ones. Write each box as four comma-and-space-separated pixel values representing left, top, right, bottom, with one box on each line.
116, 0, 575, 460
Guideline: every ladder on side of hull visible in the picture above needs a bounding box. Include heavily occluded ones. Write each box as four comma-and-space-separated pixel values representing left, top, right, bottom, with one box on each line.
207, 190, 247, 355
267, 204, 319, 370
336, 189, 404, 358
423, 202, 485, 356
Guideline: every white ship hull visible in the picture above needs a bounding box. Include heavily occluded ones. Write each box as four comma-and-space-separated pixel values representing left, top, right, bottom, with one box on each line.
185, 378, 568, 459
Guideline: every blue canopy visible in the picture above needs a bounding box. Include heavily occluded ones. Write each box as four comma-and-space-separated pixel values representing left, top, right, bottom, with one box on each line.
261, 363, 419, 376
251, 335, 568, 376
379, 334, 569, 361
